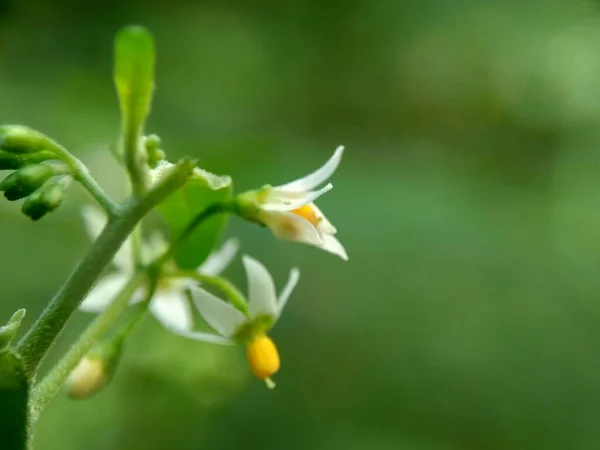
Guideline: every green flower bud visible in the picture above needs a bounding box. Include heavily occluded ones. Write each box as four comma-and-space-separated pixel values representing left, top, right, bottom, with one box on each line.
0, 164, 56, 201
0, 125, 58, 154
0, 149, 57, 170
21, 176, 71, 221
144, 134, 165, 169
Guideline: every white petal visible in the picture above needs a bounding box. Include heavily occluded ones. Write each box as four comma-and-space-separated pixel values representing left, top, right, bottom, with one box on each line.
81, 205, 133, 273
261, 184, 333, 212
170, 329, 234, 345
190, 286, 246, 338
321, 234, 348, 260
197, 238, 239, 276
242, 255, 278, 319
261, 211, 323, 247
277, 267, 300, 318
150, 292, 193, 332
81, 205, 106, 240
310, 203, 337, 234
275, 146, 344, 192
142, 231, 169, 264
80, 273, 131, 312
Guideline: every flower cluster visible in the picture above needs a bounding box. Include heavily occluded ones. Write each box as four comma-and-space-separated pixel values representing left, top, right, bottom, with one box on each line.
78, 147, 347, 389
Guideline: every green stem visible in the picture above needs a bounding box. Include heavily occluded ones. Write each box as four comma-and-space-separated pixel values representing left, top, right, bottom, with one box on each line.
31, 273, 146, 418
122, 120, 147, 196
74, 167, 121, 217
50, 143, 121, 217
17, 159, 195, 379
175, 271, 248, 313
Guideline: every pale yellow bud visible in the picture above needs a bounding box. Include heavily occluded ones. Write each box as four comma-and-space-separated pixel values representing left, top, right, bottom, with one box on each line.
65, 358, 108, 399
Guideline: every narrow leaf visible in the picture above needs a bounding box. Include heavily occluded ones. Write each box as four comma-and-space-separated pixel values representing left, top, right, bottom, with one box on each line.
114, 26, 155, 129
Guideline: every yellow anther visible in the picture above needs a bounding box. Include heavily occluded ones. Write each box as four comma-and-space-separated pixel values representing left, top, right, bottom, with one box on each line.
291, 204, 321, 226
246, 335, 280, 381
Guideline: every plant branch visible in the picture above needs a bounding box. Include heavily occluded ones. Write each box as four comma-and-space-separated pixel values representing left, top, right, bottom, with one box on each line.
16, 159, 195, 379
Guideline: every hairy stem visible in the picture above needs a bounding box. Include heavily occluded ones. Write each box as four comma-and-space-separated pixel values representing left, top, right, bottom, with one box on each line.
17, 160, 195, 379
30, 273, 146, 418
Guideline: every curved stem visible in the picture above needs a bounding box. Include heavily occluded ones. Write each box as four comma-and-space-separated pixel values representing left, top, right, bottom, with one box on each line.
17, 159, 195, 378
31, 272, 146, 418
49, 143, 121, 217
174, 271, 248, 313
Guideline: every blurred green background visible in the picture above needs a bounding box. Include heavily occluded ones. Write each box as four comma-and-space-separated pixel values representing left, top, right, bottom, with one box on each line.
3, 0, 600, 448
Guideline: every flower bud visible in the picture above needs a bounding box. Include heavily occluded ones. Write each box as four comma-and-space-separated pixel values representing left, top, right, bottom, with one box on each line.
144, 134, 165, 169
21, 175, 71, 221
65, 357, 108, 399
0, 164, 56, 201
0, 149, 57, 170
0, 125, 57, 154
65, 337, 124, 399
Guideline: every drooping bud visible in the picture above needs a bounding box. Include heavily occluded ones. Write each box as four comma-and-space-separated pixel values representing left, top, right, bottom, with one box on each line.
21, 175, 72, 221
0, 126, 58, 155
0, 164, 57, 201
246, 335, 280, 389
65, 336, 125, 399
0, 149, 57, 171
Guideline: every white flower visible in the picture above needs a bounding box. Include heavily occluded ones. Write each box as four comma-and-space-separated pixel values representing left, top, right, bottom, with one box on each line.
174, 255, 300, 387
79, 205, 239, 332
243, 146, 347, 260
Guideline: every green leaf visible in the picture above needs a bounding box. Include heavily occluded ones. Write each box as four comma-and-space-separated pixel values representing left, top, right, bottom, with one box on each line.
158, 168, 232, 269
114, 26, 155, 130
0, 350, 29, 450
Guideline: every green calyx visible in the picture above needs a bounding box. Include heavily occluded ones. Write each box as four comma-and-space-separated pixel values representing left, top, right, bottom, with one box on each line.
233, 314, 275, 344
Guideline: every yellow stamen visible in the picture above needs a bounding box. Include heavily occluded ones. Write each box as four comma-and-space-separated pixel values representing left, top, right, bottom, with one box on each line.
291, 204, 321, 227
246, 335, 280, 381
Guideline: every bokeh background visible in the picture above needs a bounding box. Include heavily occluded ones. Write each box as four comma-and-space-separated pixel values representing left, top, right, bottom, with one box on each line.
3, 0, 600, 448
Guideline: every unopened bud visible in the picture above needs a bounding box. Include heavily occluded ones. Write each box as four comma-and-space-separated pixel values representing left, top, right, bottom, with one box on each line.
21, 175, 71, 221
65, 358, 108, 399
144, 134, 165, 169
0, 149, 57, 170
0, 164, 57, 201
0, 126, 58, 154
65, 335, 125, 399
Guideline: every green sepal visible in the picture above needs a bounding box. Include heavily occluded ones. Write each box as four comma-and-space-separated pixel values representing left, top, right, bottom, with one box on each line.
0, 349, 29, 450
233, 314, 275, 343
0, 125, 57, 155
0, 310, 26, 351
158, 167, 232, 269
114, 26, 155, 132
